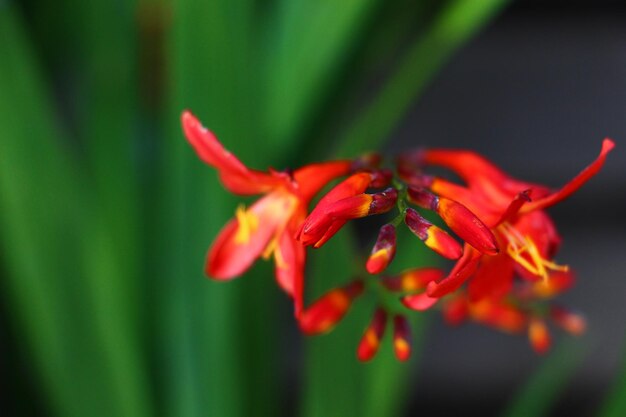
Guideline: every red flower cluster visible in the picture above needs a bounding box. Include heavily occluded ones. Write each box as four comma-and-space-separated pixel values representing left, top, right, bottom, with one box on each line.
182, 110, 614, 359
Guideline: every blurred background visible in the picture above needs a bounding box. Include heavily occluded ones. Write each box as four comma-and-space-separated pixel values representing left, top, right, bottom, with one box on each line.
1, 0, 625, 417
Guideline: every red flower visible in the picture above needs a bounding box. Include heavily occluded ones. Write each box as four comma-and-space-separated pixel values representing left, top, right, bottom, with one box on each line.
414, 139, 614, 304
181, 111, 351, 316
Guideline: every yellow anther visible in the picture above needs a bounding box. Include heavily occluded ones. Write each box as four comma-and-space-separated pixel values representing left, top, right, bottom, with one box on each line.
499, 222, 568, 281
261, 238, 277, 260
234, 205, 259, 244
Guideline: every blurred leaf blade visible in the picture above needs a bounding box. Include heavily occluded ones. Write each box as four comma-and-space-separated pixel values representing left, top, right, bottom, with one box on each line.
264, 0, 379, 153
160, 0, 282, 416
0, 5, 150, 417
500, 342, 586, 417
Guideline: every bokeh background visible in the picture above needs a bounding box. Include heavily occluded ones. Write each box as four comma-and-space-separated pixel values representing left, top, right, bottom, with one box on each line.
1, 0, 624, 416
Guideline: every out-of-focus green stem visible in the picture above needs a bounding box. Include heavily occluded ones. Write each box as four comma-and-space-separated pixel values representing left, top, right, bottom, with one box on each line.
500, 342, 587, 417
598, 341, 626, 417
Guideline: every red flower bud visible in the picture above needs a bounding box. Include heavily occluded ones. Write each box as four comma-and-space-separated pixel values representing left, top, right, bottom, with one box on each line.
404, 208, 462, 260
408, 187, 498, 255
357, 308, 387, 362
393, 315, 412, 361
299, 281, 364, 335
366, 224, 397, 274
550, 306, 586, 336
528, 317, 551, 354
381, 267, 443, 292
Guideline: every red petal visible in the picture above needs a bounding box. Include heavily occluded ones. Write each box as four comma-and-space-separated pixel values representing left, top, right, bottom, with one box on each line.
207, 193, 294, 278
470, 300, 527, 333
401, 292, 439, 311
424, 148, 551, 207
442, 296, 469, 326
182, 111, 286, 195
492, 190, 532, 227
293, 160, 352, 203
468, 252, 515, 302
521, 139, 615, 213
274, 213, 307, 317
426, 246, 481, 298
366, 224, 397, 275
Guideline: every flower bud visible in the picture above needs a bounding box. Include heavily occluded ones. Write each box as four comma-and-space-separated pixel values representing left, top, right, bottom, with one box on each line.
550, 306, 586, 336
366, 224, 397, 274
299, 281, 364, 335
408, 187, 498, 255
529, 317, 551, 354
381, 268, 443, 292
404, 208, 462, 260
357, 308, 387, 362
469, 298, 526, 333
393, 315, 412, 361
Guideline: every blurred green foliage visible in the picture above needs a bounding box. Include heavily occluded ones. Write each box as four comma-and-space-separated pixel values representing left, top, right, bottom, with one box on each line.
8, 1, 622, 417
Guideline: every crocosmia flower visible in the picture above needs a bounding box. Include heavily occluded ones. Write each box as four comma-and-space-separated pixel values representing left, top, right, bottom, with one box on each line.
414, 139, 614, 304
183, 107, 613, 356
181, 111, 351, 315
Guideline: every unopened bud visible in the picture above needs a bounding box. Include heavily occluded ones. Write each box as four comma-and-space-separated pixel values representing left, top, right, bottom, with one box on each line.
404, 208, 462, 260
366, 224, 397, 274
529, 317, 551, 354
299, 281, 364, 335
393, 315, 412, 361
357, 308, 387, 362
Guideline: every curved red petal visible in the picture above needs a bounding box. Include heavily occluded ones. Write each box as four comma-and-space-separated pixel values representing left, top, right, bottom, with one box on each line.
293, 160, 352, 203
426, 246, 482, 298
274, 216, 307, 317
521, 138, 615, 213
424, 148, 550, 206
182, 111, 285, 195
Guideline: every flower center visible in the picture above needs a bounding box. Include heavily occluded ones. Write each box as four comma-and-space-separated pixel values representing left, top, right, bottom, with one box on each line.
498, 222, 568, 281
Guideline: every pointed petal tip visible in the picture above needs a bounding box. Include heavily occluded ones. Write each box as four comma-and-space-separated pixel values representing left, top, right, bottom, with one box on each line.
401, 293, 439, 311
602, 138, 615, 152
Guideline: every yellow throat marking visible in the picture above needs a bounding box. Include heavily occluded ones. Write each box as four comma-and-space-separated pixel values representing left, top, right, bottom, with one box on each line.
234, 205, 259, 244
499, 222, 568, 281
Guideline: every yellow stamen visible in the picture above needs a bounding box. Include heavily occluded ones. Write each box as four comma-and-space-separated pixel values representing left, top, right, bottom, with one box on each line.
262, 238, 277, 260
234, 204, 259, 244
499, 222, 568, 281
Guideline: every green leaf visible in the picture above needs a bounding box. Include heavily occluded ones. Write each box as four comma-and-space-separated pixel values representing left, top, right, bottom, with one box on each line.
0, 5, 150, 417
